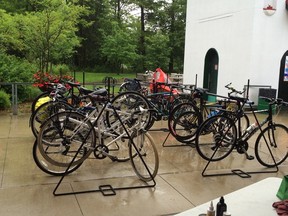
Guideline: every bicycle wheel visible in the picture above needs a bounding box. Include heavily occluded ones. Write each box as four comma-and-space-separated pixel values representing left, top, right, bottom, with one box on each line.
37, 111, 96, 167
168, 102, 202, 142
32, 140, 82, 176
30, 100, 73, 137
255, 123, 288, 167
106, 91, 151, 133
230, 112, 250, 134
129, 130, 159, 182
195, 115, 237, 161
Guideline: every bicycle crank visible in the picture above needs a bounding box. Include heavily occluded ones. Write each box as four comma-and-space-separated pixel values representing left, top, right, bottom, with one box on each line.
94, 145, 109, 159
236, 140, 254, 160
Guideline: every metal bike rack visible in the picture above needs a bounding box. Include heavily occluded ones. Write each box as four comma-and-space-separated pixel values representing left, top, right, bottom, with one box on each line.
201, 152, 279, 178
149, 127, 194, 148
53, 103, 156, 196
201, 103, 279, 178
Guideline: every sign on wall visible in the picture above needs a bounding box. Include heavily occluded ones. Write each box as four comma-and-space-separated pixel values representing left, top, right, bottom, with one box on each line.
284, 56, 288, 82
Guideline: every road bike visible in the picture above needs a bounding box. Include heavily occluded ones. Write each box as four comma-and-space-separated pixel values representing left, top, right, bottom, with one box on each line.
195, 93, 288, 167
29, 84, 108, 137
34, 91, 159, 181
168, 84, 250, 143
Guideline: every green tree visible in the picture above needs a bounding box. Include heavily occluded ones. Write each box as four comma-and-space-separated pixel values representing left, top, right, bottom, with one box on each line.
100, 21, 139, 73
74, 0, 112, 70
0, 9, 22, 53
15, 0, 87, 72
144, 33, 171, 70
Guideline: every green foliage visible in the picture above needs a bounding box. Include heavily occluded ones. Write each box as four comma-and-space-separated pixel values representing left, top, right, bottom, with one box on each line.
14, 0, 88, 72
52, 64, 72, 75
20, 85, 42, 103
101, 21, 139, 73
144, 33, 171, 70
0, 52, 37, 83
0, 90, 11, 109
0, 52, 37, 102
0, 9, 22, 53
0, 0, 187, 81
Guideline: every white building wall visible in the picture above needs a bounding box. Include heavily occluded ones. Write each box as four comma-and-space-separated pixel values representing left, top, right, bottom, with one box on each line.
184, 0, 288, 99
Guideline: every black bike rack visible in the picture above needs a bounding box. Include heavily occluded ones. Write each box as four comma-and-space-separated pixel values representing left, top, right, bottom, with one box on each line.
53, 103, 156, 196
202, 157, 279, 178
201, 103, 279, 178
149, 127, 194, 148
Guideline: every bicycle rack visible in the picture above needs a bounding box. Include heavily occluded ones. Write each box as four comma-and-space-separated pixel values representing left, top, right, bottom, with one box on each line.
149, 127, 194, 148
201, 115, 279, 178
200, 80, 280, 178
52, 103, 156, 196
201, 151, 279, 178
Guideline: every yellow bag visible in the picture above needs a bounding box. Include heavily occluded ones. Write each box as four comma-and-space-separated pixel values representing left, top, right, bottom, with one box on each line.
35, 96, 51, 110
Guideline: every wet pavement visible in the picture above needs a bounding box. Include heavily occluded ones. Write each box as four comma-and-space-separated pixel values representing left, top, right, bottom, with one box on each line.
0, 111, 288, 216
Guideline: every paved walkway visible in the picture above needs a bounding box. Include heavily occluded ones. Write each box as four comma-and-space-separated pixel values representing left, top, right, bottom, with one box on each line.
0, 112, 287, 216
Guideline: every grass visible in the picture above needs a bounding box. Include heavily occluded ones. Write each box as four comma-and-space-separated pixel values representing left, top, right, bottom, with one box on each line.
73, 72, 137, 84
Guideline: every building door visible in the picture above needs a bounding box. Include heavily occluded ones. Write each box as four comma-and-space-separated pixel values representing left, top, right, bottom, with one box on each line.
278, 51, 288, 101
203, 49, 219, 101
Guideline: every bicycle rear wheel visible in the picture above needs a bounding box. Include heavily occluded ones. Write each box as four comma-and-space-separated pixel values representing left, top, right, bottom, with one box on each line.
30, 100, 73, 137
37, 111, 96, 167
129, 130, 159, 182
168, 102, 202, 142
33, 140, 82, 176
195, 115, 237, 161
255, 123, 288, 167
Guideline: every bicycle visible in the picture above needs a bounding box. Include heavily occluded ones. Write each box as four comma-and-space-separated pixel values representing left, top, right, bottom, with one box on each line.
34, 91, 159, 181
195, 93, 288, 167
144, 81, 193, 130
118, 73, 193, 130
168, 84, 250, 143
31, 80, 98, 113
29, 84, 108, 137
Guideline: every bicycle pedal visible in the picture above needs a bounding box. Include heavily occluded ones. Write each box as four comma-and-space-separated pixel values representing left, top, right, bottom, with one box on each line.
246, 155, 254, 160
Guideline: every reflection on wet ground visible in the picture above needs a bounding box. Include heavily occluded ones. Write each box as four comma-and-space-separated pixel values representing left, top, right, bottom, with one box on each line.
0, 111, 287, 216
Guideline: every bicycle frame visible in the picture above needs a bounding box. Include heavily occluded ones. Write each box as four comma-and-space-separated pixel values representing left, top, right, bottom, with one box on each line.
61, 101, 149, 160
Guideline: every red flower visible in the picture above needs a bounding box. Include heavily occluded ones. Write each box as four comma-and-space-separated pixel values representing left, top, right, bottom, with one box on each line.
32, 71, 75, 89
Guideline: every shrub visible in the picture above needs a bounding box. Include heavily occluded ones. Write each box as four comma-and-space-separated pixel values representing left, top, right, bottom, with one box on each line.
20, 86, 41, 102
0, 90, 11, 109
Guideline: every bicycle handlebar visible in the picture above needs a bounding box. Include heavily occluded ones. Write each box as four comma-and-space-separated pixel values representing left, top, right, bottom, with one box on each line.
260, 97, 288, 106
225, 82, 244, 95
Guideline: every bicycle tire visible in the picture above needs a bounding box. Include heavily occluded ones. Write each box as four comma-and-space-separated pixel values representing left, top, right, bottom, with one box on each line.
168, 102, 202, 142
30, 100, 73, 137
106, 91, 151, 133
37, 111, 96, 167
129, 130, 159, 182
255, 123, 288, 167
195, 115, 237, 161
32, 139, 82, 176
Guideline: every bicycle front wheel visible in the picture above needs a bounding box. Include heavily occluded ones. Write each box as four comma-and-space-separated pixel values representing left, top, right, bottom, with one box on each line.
106, 91, 151, 133
129, 131, 159, 182
195, 115, 237, 161
255, 123, 288, 167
